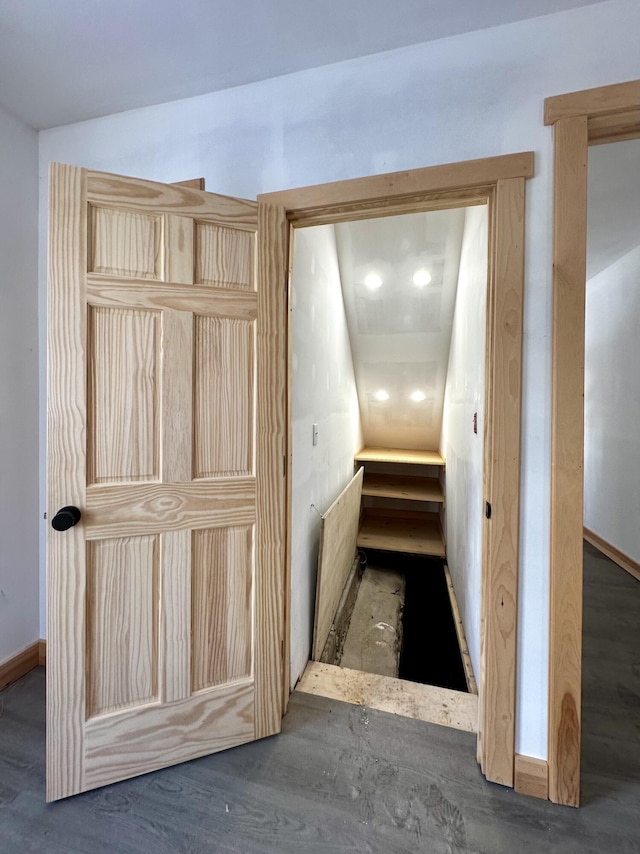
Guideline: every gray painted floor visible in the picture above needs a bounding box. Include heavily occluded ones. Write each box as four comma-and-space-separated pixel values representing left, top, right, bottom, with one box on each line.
1, 544, 638, 853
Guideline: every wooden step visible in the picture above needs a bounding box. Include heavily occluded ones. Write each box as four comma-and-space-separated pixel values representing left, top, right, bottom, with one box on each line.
357, 509, 446, 558
362, 472, 444, 504
355, 447, 445, 467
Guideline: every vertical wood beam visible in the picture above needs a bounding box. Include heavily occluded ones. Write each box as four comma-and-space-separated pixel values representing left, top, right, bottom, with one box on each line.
481, 177, 525, 787
47, 163, 88, 801
254, 201, 289, 738
548, 115, 588, 807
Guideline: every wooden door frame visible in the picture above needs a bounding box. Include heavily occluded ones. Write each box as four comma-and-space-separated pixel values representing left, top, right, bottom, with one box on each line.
544, 80, 640, 807
259, 151, 533, 788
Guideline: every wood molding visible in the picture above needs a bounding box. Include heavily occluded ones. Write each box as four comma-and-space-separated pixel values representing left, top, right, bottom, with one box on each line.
546, 80, 640, 809
480, 176, 525, 788
544, 80, 640, 125
259, 152, 534, 214
584, 529, 640, 582
444, 563, 477, 695
39, 639, 47, 666
588, 109, 640, 146
514, 754, 549, 801
0, 642, 40, 691
268, 153, 530, 793
548, 115, 588, 809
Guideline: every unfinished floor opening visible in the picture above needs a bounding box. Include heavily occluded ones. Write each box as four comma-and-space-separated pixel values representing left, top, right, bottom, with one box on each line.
289, 203, 488, 732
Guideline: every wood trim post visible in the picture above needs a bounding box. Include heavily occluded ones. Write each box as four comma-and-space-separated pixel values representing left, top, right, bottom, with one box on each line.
479, 177, 525, 787
548, 115, 588, 807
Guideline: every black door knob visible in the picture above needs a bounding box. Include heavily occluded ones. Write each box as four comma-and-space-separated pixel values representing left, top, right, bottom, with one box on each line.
51, 506, 82, 531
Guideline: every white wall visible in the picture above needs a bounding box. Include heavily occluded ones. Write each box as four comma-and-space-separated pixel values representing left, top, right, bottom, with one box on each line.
0, 104, 39, 663
584, 244, 640, 563
441, 206, 488, 683
37, 0, 640, 758
290, 225, 362, 686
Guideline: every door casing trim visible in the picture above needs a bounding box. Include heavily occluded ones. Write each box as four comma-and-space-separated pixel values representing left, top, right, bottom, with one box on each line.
544, 79, 640, 807
259, 150, 533, 788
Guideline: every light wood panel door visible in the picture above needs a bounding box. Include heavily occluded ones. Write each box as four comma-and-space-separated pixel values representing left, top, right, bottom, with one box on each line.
47, 164, 286, 801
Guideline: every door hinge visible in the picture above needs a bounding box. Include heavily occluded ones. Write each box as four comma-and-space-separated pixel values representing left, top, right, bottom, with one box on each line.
485, 501, 492, 520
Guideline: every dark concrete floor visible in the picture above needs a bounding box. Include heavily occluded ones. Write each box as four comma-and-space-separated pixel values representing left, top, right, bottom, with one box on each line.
0, 544, 638, 853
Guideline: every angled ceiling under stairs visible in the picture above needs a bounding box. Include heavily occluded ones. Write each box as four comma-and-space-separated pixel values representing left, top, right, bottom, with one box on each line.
334, 208, 467, 450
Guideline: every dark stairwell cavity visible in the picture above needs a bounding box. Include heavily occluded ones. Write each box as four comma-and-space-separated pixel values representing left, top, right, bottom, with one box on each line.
363, 549, 468, 692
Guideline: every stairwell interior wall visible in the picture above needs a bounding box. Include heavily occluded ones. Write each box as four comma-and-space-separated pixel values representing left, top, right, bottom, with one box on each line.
37, 0, 640, 758
0, 103, 39, 663
584, 244, 640, 564
290, 225, 362, 687
441, 206, 488, 685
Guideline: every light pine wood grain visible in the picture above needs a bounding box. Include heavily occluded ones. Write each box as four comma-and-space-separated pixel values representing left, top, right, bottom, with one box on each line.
355, 447, 445, 466
164, 214, 195, 284
194, 316, 255, 477
259, 152, 534, 212
85, 480, 256, 538
545, 81, 640, 808
514, 754, 549, 801
87, 276, 258, 318
87, 169, 258, 224
83, 681, 255, 792
548, 116, 588, 807
47, 163, 87, 802
195, 222, 255, 289
588, 108, 640, 145
312, 469, 363, 661
86, 536, 159, 717
254, 201, 288, 739
544, 79, 640, 125
479, 177, 525, 789
362, 472, 445, 504
191, 527, 252, 691
160, 530, 191, 704
87, 306, 159, 484
48, 164, 275, 801
357, 509, 445, 557
161, 309, 193, 483
89, 205, 161, 279
298, 662, 478, 733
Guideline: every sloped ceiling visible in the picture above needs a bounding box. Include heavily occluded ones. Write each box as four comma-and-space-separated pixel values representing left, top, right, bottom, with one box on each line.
335, 209, 467, 451
0, 0, 605, 129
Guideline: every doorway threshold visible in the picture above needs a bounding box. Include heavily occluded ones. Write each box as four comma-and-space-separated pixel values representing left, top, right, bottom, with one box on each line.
296, 661, 477, 733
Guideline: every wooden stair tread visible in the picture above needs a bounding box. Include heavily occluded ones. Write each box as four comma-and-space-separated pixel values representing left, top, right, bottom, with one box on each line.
357, 509, 446, 558
355, 447, 445, 467
362, 472, 444, 504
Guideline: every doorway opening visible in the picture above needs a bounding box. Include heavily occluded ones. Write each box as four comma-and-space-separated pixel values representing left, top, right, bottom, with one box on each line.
259, 152, 530, 787
287, 203, 487, 727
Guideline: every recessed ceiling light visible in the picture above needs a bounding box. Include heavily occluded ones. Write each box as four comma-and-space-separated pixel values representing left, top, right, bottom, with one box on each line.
412, 269, 432, 287
364, 272, 383, 290
374, 389, 390, 401
410, 390, 426, 402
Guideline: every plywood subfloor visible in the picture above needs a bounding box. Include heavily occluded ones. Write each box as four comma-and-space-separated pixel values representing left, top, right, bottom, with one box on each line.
297, 661, 477, 733
357, 509, 445, 557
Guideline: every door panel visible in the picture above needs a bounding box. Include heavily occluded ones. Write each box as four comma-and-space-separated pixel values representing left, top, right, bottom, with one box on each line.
47, 164, 285, 801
